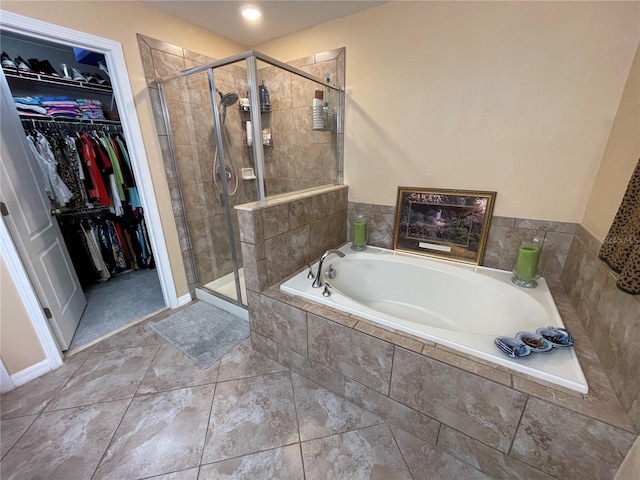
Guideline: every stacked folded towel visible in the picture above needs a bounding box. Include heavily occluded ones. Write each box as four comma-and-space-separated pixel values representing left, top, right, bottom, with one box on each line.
76, 98, 105, 120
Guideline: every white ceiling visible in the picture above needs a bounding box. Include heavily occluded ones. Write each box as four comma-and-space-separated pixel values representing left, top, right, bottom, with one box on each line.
142, 0, 386, 47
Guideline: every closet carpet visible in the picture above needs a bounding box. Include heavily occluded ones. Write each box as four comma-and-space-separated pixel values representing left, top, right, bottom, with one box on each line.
68, 268, 164, 351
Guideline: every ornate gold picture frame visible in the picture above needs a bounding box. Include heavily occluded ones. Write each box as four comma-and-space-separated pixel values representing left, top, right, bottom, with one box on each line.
393, 187, 496, 265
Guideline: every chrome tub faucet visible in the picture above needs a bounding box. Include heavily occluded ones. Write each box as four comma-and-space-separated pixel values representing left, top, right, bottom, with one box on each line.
312, 249, 345, 288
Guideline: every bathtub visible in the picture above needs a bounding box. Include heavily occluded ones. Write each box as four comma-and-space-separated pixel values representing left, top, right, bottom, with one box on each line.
281, 244, 588, 394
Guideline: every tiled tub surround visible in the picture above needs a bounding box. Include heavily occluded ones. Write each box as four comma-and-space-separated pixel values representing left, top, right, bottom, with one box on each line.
249, 277, 637, 480
347, 201, 577, 277
561, 224, 640, 428
281, 243, 588, 393
236, 185, 348, 293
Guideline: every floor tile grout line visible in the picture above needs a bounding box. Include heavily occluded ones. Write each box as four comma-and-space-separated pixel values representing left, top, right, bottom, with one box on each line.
216, 368, 290, 385
198, 441, 301, 470
89, 394, 137, 480
35, 351, 93, 415
213, 357, 221, 384
90, 344, 161, 479
440, 420, 564, 479
435, 421, 443, 446
0, 412, 41, 462
299, 421, 386, 445
288, 370, 303, 446
345, 377, 441, 438
299, 441, 308, 480
26, 396, 141, 416
46, 344, 162, 413
135, 377, 219, 398
46, 343, 161, 412
197, 382, 218, 468
136, 466, 198, 480
135, 344, 164, 397
387, 423, 416, 479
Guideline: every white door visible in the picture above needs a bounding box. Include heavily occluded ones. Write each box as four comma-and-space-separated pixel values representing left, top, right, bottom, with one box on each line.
0, 70, 86, 350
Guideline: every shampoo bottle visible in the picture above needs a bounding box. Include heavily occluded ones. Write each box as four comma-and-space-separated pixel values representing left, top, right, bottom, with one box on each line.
259, 81, 270, 108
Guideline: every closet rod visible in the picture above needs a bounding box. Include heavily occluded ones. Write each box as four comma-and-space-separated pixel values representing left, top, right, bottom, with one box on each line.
21, 117, 122, 132
19, 115, 121, 126
53, 205, 112, 217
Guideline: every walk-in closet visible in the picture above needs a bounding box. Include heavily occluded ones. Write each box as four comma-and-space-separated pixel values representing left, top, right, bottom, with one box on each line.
0, 30, 166, 351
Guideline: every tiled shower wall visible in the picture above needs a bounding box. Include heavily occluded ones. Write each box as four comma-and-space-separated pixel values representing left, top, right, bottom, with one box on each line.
237, 186, 348, 294
139, 34, 345, 291
561, 225, 640, 427
138, 34, 254, 291
347, 201, 577, 277
260, 48, 345, 196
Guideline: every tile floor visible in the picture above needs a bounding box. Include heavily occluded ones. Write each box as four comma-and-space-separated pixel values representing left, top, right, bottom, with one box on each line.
0, 305, 494, 479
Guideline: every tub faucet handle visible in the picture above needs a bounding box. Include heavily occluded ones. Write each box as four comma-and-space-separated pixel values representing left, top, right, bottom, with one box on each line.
322, 282, 332, 297
312, 249, 345, 288
306, 264, 315, 280
327, 264, 337, 279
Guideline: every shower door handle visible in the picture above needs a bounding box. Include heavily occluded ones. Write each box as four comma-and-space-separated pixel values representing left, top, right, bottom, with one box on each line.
219, 193, 226, 207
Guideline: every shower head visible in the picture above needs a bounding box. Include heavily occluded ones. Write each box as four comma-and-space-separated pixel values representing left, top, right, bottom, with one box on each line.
218, 91, 239, 107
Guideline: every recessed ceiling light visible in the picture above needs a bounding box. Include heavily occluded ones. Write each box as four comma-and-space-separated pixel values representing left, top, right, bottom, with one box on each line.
241, 6, 262, 21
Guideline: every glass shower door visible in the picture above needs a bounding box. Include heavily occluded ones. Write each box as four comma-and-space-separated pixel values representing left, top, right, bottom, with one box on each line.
159, 59, 257, 307
155, 48, 343, 311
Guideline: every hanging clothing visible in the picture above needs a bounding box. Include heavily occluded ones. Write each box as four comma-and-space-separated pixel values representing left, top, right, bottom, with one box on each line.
101, 133, 125, 200
599, 158, 640, 295
20, 119, 154, 282
57, 216, 100, 287
26, 131, 73, 206
63, 135, 91, 207
115, 135, 135, 187
78, 134, 111, 205
81, 225, 110, 281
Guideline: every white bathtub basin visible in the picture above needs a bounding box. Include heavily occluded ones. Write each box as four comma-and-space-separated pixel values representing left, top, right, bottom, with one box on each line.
281, 244, 588, 393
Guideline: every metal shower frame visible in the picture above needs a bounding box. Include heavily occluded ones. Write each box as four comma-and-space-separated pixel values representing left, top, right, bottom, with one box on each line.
153, 50, 343, 309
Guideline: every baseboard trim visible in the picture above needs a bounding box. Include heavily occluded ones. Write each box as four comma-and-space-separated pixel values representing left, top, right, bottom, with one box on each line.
177, 293, 192, 307
10, 359, 52, 387
1, 359, 15, 393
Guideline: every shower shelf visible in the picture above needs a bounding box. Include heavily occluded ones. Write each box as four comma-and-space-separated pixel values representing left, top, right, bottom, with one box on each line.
239, 105, 272, 113
243, 139, 272, 147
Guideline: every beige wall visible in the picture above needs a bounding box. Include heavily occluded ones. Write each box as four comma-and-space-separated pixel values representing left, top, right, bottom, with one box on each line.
258, 1, 640, 222
1, 0, 247, 299
582, 44, 640, 241
0, 258, 46, 375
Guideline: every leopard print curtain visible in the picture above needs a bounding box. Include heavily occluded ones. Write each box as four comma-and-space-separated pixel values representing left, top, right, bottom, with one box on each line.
599, 158, 640, 295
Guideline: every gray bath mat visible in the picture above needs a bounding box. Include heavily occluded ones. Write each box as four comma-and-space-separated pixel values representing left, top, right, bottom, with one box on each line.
151, 301, 249, 368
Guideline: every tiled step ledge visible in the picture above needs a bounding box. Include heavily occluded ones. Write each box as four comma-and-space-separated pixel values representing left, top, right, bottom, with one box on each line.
235, 184, 345, 211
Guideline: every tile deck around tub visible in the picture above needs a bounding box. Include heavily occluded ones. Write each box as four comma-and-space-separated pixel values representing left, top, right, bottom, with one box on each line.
249, 277, 638, 480
261, 280, 635, 433
0, 306, 490, 480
